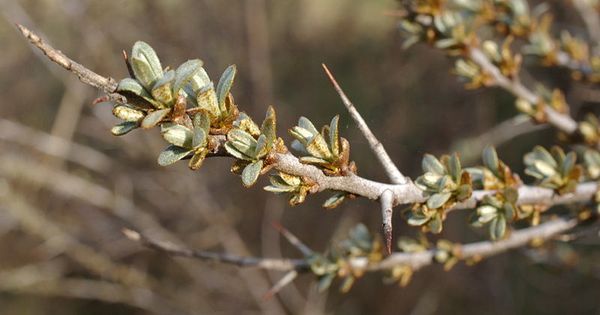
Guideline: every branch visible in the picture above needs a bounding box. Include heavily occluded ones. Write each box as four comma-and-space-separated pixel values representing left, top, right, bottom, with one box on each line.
366, 217, 578, 271
16, 25, 598, 284
124, 217, 580, 275
16, 24, 122, 99
467, 47, 579, 134
123, 229, 309, 271
322, 64, 407, 184
19, 23, 597, 214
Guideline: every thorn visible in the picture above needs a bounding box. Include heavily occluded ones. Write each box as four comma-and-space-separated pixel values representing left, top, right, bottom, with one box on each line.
380, 189, 394, 256
383, 224, 393, 256
92, 95, 112, 105
123, 50, 135, 78
263, 270, 298, 300
321, 64, 407, 185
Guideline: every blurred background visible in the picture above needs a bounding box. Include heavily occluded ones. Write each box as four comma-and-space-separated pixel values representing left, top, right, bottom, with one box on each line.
0, 0, 599, 314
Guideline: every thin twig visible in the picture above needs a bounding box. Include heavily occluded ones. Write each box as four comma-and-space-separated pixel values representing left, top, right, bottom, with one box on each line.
380, 189, 395, 255
16, 24, 122, 99
271, 222, 314, 256
366, 216, 578, 271
124, 217, 580, 274
123, 229, 309, 271
321, 64, 407, 184
263, 270, 299, 300
468, 47, 579, 134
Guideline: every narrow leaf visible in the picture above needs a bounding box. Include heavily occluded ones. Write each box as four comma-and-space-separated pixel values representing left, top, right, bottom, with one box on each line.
216, 65, 237, 112
161, 123, 194, 148
131, 41, 163, 88
157, 145, 193, 166
111, 121, 138, 136
141, 108, 171, 129
422, 154, 445, 175
174, 59, 203, 93
242, 160, 263, 187
426, 192, 452, 209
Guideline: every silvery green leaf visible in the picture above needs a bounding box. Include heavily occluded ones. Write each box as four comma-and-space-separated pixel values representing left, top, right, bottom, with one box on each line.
254, 134, 268, 158
551, 146, 566, 165
279, 172, 302, 186
323, 192, 345, 209
189, 68, 212, 92
112, 105, 145, 122
234, 112, 261, 136
117, 78, 162, 109
151, 70, 175, 105
131, 41, 163, 90
329, 115, 340, 157
216, 65, 237, 113
435, 38, 458, 49
132, 41, 163, 77
422, 154, 445, 175
117, 78, 151, 97
436, 175, 454, 193
161, 123, 194, 148
427, 214, 443, 234
228, 129, 258, 148
490, 215, 506, 240
192, 127, 207, 149
317, 273, 335, 292
298, 117, 319, 135
418, 172, 442, 189
261, 106, 277, 146
503, 203, 515, 221
533, 160, 557, 177
562, 152, 576, 176
141, 108, 171, 129
157, 145, 192, 166
448, 153, 461, 182
264, 185, 295, 193
478, 211, 497, 224
192, 111, 211, 133
485, 194, 503, 208
188, 150, 207, 170
477, 205, 498, 217
289, 126, 314, 144
196, 85, 220, 118
407, 211, 429, 226
483, 145, 499, 174
305, 134, 333, 160
427, 192, 452, 209
529, 146, 557, 168
111, 121, 138, 136
224, 142, 254, 160
290, 140, 308, 155
242, 160, 263, 187
174, 59, 203, 93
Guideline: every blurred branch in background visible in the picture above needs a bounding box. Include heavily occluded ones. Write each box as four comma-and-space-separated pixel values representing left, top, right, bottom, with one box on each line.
2, 1, 600, 314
